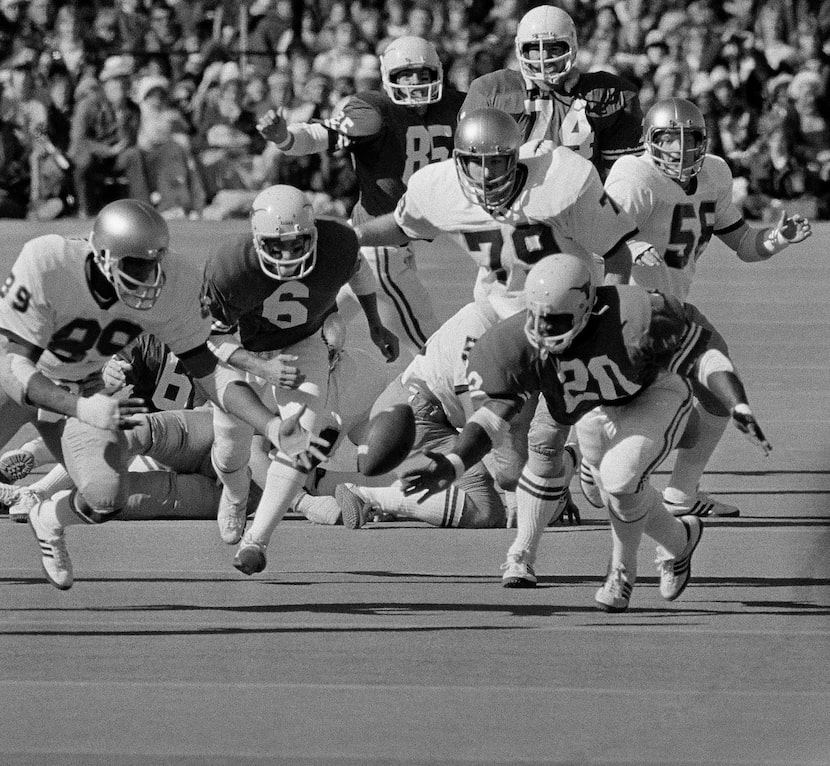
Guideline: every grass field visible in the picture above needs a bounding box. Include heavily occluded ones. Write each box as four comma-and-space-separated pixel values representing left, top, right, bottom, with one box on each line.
0, 217, 828, 765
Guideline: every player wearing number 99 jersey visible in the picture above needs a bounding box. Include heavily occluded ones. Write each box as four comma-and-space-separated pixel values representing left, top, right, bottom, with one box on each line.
604, 97, 812, 519
0, 199, 320, 590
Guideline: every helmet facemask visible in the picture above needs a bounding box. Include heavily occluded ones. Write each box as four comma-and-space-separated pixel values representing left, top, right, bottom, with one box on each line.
525, 302, 592, 355
647, 125, 707, 183
517, 38, 575, 86
380, 36, 443, 107
454, 150, 518, 213
90, 236, 166, 311
253, 227, 318, 280
385, 66, 442, 106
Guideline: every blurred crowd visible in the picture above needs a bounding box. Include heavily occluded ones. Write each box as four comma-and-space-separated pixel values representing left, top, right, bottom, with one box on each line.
0, 0, 828, 222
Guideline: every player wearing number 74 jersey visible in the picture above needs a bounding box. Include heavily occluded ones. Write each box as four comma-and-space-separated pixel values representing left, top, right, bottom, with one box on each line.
603, 97, 812, 519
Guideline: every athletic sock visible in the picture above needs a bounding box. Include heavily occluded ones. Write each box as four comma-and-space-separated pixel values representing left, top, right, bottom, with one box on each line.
356, 483, 466, 527
667, 405, 729, 499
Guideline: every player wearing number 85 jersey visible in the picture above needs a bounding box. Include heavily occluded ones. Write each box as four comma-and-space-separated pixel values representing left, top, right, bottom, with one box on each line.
0, 199, 326, 590
257, 36, 466, 360
604, 97, 812, 519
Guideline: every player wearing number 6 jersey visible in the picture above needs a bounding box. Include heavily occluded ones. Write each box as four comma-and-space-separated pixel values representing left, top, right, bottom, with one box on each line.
257, 36, 465, 360
0, 199, 326, 590
204, 184, 398, 574
603, 97, 812, 519
399, 254, 772, 610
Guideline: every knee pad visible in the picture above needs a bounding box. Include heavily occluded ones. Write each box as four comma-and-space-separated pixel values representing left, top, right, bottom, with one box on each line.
606, 489, 651, 523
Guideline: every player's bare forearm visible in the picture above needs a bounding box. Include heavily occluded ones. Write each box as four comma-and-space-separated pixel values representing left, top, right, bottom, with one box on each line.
353, 213, 411, 248
357, 292, 399, 361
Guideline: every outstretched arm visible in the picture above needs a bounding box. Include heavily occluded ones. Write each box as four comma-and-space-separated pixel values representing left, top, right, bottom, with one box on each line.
720, 211, 812, 263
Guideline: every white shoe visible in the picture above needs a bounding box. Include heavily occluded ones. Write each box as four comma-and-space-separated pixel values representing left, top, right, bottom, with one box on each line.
0, 449, 35, 483
664, 490, 739, 517
334, 483, 373, 529
9, 488, 41, 523
657, 516, 703, 601
28, 502, 73, 590
217, 485, 249, 545
594, 564, 633, 612
0, 482, 20, 509
500, 550, 537, 588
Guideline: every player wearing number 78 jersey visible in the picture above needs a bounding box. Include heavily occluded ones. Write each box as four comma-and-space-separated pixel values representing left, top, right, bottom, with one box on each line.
354, 107, 640, 539
604, 97, 812, 519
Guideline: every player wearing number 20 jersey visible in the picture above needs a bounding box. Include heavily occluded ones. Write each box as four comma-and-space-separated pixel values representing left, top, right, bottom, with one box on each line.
393, 143, 637, 319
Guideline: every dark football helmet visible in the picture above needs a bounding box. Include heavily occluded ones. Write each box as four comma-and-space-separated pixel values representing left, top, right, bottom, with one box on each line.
644, 98, 708, 183
89, 199, 168, 310
453, 108, 522, 213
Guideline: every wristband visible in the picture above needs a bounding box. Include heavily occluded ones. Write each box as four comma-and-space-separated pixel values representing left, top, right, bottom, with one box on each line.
446, 453, 465, 480
763, 227, 790, 255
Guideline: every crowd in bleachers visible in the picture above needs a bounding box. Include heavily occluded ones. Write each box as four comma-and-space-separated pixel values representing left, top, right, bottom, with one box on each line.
0, 0, 828, 222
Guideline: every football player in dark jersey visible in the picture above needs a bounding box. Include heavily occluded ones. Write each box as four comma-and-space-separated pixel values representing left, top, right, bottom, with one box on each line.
459, 5, 643, 179
400, 254, 771, 612
204, 184, 398, 574
256, 36, 466, 360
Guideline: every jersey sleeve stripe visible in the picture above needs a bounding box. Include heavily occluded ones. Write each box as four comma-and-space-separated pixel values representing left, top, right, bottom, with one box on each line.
667, 322, 711, 377
599, 229, 639, 259
714, 218, 745, 236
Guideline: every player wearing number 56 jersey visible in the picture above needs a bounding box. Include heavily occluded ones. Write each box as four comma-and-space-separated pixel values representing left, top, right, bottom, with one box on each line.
460, 6, 643, 178
257, 37, 465, 359
604, 97, 812, 520
0, 199, 323, 590
204, 184, 398, 574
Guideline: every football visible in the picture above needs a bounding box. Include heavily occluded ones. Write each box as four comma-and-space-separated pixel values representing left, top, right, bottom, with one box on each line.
357, 404, 417, 477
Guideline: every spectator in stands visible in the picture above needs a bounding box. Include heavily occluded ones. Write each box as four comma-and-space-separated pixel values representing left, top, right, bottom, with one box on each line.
0, 0, 23, 68
144, 1, 187, 81
68, 55, 139, 217
19, 0, 54, 54
118, 74, 205, 219
115, 0, 149, 55
312, 21, 365, 80
88, 6, 123, 74
709, 65, 759, 172
0, 80, 29, 217
28, 60, 74, 220
247, 0, 295, 75
47, 4, 91, 84
740, 114, 829, 220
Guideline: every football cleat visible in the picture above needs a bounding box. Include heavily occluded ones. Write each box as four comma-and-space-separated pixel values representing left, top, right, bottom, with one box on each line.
216, 484, 249, 545
594, 563, 633, 612
500, 550, 537, 588
663, 490, 739, 518
28, 502, 73, 590
0, 448, 35, 483
233, 534, 267, 575
0, 482, 20, 509
334, 483, 373, 530
9, 488, 41, 523
657, 516, 703, 601
579, 458, 604, 509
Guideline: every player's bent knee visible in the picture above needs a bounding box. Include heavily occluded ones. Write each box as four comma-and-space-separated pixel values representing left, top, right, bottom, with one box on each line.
606, 490, 649, 523
70, 488, 124, 524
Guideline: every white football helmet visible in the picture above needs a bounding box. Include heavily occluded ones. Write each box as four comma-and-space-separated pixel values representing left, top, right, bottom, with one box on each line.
524, 254, 596, 354
515, 5, 578, 87
644, 97, 708, 183
380, 36, 443, 106
250, 185, 317, 280
89, 199, 168, 310
453, 108, 522, 213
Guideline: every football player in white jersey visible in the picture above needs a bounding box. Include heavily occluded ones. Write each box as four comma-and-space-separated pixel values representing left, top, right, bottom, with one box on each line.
335, 301, 538, 529
601, 97, 812, 518
0, 199, 326, 590
353, 107, 638, 554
